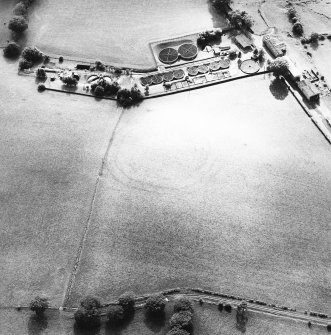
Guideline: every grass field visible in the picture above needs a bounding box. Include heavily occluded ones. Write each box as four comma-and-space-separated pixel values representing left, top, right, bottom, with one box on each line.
0, 302, 327, 334
26, 0, 221, 67
0, 56, 122, 307
67, 75, 331, 312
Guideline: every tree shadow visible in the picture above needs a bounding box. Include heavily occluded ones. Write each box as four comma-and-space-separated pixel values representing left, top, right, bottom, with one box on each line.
73, 323, 101, 335
144, 311, 166, 333
35, 77, 47, 84
61, 84, 79, 93
105, 310, 135, 335
269, 77, 289, 100
236, 322, 247, 333
207, 0, 229, 28
27, 314, 48, 335
310, 41, 319, 50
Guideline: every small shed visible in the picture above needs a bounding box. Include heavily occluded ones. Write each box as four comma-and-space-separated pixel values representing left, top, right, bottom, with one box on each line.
298, 80, 320, 102
76, 64, 91, 70
234, 34, 253, 50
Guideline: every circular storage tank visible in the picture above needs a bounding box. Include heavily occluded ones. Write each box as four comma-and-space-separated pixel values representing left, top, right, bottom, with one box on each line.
209, 61, 221, 72
158, 48, 179, 64
240, 59, 260, 74
163, 71, 174, 82
173, 69, 185, 79
219, 59, 230, 69
198, 64, 209, 74
187, 66, 199, 76
178, 43, 198, 60
151, 73, 164, 85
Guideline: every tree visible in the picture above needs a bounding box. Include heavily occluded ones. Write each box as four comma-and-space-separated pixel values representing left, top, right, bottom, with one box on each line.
62, 76, 78, 86
169, 311, 193, 333
224, 304, 232, 313
229, 10, 254, 29
268, 58, 289, 77
104, 81, 120, 96
22, 0, 35, 6
19, 58, 33, 70
74, 296, 101, 329
173, 297, 194, 314
118, 292, 135, 314
29, 297, 49, 316
117, 85, 143, 107
80, 296, 101, 310
38, 83, 46, 92
130, 84, 143, 103
292, 22, 303, 35
22, 46, 43, 62
8, 16, 28, 33
95, 60, 106, 71
166, 328, 190, 335
310, 32, 319, 43
3, 42, 20, 58
107, 305, 125, 325
94, 85, 105, 97
13, 2, 28, 16
36, 68, 47, 79
74, 306, 101, 329
211, 0, 231, 11
287, 7, 296, 18
145, 294, 167, 316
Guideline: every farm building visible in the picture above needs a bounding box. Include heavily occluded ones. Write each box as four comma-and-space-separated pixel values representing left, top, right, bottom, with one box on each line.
76, 64, 91, 70
284, 56, 301, 81
263, 35, 286, 58
298, 80, 320, 102
234, 34, 254, 50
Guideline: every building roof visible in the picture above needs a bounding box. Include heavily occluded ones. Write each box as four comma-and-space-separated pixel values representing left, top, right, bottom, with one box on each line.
234, 34, 253, 49
263, 35, 285, 58
298, 80, 320, 100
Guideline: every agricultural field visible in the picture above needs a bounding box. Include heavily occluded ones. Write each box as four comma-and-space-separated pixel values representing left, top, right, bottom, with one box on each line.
68, 75, 331, 313
0, 0, 15, 45
0, 56, 122, 307
26, 0, 221, 67
0, 0, 331, 334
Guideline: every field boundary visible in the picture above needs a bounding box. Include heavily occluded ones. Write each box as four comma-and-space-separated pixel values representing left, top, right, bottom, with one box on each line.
6, 288, 329, 326
62, 107, 126, 307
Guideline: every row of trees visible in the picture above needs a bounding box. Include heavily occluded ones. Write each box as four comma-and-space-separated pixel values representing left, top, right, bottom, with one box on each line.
8, 0, 35, 34
89, 77, 143, 107
287, 6, 304, 36
3, 0, 36, 60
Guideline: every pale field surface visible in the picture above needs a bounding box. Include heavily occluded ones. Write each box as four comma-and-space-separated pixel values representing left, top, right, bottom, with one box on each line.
0, 0, 15, 45
27, 0, 221, 67
0, 303, 326, 335
0, 56, 122, 307
68, 75, 331, 312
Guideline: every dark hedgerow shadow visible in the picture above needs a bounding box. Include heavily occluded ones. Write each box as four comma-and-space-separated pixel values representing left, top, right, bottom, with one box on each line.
144, 311, 166, 333
269, 77, 289, 100
27, 314, 48, 335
